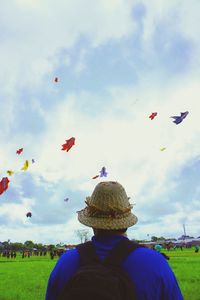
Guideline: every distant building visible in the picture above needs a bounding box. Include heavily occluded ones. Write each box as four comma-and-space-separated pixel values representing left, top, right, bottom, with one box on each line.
178, 235, 194, 240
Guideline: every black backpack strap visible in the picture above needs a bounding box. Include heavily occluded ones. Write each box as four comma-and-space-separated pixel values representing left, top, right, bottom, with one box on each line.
77, 239, 142, 268
103, 239, 141, 267
76, 241, 100, 266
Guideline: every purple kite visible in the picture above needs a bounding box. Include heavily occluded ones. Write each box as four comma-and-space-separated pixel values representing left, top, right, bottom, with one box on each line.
100, 167, 108, 177
26, 212, 32, 218
170, 111, 189, 124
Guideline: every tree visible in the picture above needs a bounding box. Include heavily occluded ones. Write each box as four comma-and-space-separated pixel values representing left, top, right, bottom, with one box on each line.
48, 244, 56, 251
10, 242, 25, 251
24, 240, 34, 249
75, 229, 90, 243
34, 243, 44, 250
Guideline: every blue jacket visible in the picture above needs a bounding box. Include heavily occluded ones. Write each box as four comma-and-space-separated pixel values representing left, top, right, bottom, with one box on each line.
46, 235, 183, 300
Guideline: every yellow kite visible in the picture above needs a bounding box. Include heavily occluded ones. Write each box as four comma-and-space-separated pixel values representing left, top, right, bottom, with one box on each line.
21, 160, 29, 171
7, 170, 14, 176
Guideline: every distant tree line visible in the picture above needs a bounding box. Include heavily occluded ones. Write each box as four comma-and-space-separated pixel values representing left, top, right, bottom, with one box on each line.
0, 240, 55, 251
0, 229, 91, 251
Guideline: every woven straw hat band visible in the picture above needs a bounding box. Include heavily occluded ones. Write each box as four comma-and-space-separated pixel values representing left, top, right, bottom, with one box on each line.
77, 181, 138, 229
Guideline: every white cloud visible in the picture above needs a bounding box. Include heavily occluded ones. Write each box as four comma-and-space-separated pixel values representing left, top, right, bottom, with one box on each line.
0, 0, 135, 88
0, 198, 35, 223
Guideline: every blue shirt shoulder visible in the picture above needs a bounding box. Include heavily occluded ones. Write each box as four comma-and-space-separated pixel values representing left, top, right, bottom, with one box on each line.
123, 247, 183, 300
45, 248, 79, 300
45, 236, 183, 300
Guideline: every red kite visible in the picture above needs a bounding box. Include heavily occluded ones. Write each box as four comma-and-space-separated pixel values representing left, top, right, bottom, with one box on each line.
149, 112, 157, 120
61, 137, 75, 152
16, 148, 23, 155
0, 177, 10, 195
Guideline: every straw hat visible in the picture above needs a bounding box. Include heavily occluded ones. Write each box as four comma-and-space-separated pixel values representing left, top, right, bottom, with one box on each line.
77, 181, 138, 229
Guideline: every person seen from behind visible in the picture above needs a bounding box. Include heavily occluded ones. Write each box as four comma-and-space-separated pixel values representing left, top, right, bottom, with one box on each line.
194, 244, 199, 253
45, 181, 183, 300
155, 243, 170, 260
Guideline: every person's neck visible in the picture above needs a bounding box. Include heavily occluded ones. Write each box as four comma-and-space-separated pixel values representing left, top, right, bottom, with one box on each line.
93, 229, 127, 237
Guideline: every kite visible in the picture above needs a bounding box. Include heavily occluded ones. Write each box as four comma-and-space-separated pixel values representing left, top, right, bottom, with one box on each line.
21, 160, 29, 171
16, 148, 23, 155
7, 170, 14, 176
32, 159, 35, 164
160, 147, 166, 151
54, 77, 59, 83
100, 167, 108, 177
170, 111, 189, 124
149, 112, 157, 120
26, 212, 32, 218
61, 137, 75, 152
92, 175, 99, 179
0, 177, 10, 195
64, 198, 69, 202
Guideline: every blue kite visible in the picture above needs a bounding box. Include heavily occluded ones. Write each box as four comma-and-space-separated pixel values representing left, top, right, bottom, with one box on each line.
170, 111, 189, 124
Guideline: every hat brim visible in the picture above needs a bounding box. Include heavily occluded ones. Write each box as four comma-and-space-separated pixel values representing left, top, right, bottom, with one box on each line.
77, 207, 138, 230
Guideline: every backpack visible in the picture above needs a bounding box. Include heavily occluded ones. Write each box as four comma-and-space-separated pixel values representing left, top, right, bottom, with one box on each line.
58, 239, 141, 300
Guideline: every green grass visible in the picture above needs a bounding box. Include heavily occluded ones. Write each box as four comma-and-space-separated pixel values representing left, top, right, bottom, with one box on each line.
0, 249, 199, 300
0, 254, 54, 300
166, 249, 200, 300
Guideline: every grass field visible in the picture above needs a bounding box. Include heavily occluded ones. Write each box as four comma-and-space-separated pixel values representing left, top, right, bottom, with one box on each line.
0, 248, 199, 300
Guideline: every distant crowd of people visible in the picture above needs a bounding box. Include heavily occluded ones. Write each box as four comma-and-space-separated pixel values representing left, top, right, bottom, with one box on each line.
152, 243, 199, 253
0, 249, 65, 259
50, 249, 65, 259
21, 250, 48, 258
0, 251, 17, 258
0, 243, 199, 261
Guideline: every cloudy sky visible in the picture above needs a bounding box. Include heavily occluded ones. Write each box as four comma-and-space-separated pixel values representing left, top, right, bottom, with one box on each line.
0, 0, 200, 245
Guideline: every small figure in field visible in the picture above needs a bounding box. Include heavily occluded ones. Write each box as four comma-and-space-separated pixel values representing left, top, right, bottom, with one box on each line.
155, 244, 170, 260
194, 245, 199, 253
50, 251, 54, 260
